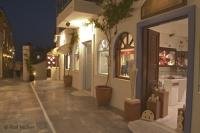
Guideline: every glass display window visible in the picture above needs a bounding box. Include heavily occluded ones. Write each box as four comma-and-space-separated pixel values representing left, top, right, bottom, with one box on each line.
115, 32, 135, 79
159, 47, 176, 67
120, 49, 134, 78
98, 40, 109, 75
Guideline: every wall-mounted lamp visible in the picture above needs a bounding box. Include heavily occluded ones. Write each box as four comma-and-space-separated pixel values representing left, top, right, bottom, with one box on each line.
66, 21, 70, 27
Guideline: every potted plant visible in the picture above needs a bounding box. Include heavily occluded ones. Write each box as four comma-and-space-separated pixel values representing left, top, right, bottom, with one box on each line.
92, 0, 135, 106
64, 29, 79, 87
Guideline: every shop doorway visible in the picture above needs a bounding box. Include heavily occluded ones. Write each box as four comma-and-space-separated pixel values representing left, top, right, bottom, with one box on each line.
136, 6, 195, 133
147, 18, 188, 129
83, 41, 92, 92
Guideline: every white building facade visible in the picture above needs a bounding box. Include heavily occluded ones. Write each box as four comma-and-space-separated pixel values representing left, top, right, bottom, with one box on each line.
54, 0, 200, 132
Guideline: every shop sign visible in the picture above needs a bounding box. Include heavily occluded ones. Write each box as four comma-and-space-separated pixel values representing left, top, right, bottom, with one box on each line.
141, 0, 187, 19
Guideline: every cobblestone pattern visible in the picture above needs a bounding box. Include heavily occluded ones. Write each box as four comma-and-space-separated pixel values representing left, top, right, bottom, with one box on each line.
34, 80, 131, 133
0, 80, 52, 133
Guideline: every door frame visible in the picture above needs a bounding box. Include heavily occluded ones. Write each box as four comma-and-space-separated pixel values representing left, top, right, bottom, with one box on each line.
136, 5, 195, 133
82, 40, 92, 91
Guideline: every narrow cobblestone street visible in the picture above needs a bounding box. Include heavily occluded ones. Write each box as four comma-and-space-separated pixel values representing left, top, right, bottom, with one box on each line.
33, 80, 130, 133
0, 80, 52, 133
0, 80, 130, 133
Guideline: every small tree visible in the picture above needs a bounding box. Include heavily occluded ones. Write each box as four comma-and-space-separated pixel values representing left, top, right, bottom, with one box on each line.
64, 29, 79, 87
92, 0, 135, 86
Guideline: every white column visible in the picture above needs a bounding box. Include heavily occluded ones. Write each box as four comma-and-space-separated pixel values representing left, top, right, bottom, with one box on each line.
23, 45, 30, 81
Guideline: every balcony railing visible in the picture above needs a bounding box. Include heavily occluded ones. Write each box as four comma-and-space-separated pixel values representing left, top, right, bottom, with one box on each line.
56, 0, 98, 15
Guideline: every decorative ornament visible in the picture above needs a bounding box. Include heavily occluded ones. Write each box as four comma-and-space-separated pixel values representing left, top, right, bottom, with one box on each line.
141, 110, 154, 121
148, 94, 159, 103
177, 108, 185, 132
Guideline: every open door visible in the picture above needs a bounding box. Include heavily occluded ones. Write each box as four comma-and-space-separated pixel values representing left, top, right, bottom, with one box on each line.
142, 29, 160, 110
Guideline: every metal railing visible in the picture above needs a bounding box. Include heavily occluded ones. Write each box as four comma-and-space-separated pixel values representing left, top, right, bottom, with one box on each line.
56, 0, 98, 15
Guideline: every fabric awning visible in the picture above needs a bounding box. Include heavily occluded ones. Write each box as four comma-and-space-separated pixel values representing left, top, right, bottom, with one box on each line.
57, 44, 70, 55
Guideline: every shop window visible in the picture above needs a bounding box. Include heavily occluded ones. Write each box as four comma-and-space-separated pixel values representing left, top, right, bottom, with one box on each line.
73, 44, 79, 70
115, 32, 135, 79
98, 40, 109, 75
159, 47, 176, 67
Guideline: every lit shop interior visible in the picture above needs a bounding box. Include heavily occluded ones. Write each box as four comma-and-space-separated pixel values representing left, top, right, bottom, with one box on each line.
149, 18, 188, 129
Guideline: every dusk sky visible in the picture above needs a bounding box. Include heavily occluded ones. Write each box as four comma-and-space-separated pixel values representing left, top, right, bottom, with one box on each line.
0, 0, 56, 60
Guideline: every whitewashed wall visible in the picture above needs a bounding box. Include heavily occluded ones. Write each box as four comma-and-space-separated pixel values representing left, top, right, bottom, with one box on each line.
93, 0, 142, 110
59, 54, 65, 80
61, 25, 94, 90
57, 2, 200, 132
50, 67, 59, 80
159, 33, 188, 51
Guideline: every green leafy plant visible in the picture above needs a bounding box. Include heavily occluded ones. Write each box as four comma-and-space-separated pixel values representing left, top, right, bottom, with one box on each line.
92, 0, 135, 85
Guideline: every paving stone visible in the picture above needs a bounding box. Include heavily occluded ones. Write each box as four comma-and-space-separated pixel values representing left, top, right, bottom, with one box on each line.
0, 80, 52, 133
35, 80, 131, 133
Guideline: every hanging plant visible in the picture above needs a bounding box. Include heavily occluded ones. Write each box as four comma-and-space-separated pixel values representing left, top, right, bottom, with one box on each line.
91, 0, 135, 86
64, 29, 79, 87
66, 28, 79, 76
69, 29, 79, 54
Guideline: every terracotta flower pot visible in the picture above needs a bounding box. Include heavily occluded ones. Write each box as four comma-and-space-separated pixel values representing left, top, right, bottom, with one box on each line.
124, 98, 141, 121
64, 75, 72, 87
95, 85, 112, 106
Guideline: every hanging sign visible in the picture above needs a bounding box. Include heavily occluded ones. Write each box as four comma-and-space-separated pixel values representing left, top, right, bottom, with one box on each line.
141, 0, 187, 19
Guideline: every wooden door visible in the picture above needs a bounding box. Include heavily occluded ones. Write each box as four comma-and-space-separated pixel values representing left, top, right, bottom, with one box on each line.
142, 29, 159, 110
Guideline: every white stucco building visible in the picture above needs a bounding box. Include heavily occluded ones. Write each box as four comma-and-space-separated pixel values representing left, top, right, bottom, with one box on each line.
52, 0, 200, 132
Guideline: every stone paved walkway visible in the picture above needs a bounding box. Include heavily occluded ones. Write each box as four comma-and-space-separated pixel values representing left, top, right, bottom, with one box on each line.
0, 80, 52, 133
33, 80, 131, 133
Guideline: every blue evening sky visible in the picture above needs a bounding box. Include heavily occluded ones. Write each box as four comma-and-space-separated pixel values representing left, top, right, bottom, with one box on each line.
0, 0, 56, 60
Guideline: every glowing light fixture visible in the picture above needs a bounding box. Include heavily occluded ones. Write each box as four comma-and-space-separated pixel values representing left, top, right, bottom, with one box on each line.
3, 54, 13, 58
70, 19, 89, 27
33, 71, 36, 76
